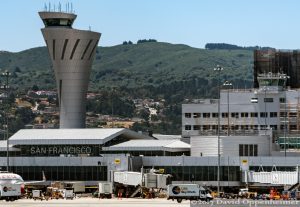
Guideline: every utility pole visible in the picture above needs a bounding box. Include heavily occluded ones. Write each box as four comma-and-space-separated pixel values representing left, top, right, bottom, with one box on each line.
1, 70, 10, 172
223, 81, 232, 136
214, 65, 223, 197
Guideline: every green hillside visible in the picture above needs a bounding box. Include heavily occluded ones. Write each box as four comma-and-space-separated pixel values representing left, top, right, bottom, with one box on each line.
0, 42, 253, 98
0, 42, 254, 134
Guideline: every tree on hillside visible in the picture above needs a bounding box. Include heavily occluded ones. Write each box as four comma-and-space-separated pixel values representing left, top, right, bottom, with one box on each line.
32, 85, 39, 91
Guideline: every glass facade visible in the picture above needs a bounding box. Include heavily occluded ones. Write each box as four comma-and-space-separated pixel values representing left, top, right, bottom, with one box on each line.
278, 137, 300, 149
146, 166, 241, 182
10, 166, 107, 181
103, 151, 189, 156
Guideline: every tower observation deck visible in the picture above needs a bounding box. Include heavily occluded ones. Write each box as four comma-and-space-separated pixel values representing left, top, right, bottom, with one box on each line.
39, 10, 101, 128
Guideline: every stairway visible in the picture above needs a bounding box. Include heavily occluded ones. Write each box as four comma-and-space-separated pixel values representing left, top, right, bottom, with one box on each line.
130, 185, 141, 198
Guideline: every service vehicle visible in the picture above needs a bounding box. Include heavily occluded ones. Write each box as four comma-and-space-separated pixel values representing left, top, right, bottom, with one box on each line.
167, 184, 213, 203
64, 189, 74, 200
0, 183, 21, 201
238, 188, 257, 199
98, 182, 113, 199
32, 189, 43, 201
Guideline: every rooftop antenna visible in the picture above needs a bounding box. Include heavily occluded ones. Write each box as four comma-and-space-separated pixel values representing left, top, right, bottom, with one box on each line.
67, 2, 69, 13
48, 2, 51, 12
65, 3, 67, 13
54, 4, 56, 12
58, 2, 61, 12
71, 2, 73, 13
44, 3, 47, 11
89, 26, 91, 31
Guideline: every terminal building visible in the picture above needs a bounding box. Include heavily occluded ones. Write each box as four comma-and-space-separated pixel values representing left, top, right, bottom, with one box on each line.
1, 8, 300, 191
182, 73, 300, 157
0, 72, 299, 190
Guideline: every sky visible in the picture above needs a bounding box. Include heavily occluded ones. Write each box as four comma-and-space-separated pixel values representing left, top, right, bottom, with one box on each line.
1, 0, 300, 52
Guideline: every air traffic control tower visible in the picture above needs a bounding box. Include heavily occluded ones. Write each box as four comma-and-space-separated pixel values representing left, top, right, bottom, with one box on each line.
39, 10, 101, 128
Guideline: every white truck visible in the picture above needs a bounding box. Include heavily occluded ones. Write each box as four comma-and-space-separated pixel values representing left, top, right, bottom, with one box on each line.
0, 184, 22, 201
167, 184, 213, 203
98, 182, 113, 199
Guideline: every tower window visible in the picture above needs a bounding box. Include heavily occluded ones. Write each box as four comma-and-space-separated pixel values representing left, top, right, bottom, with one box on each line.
52, 39, 56, 60
88, 40, 99, 60
70, 39, 80, 59
43, 18, 74, 27
61, 39, 69, 60
81, 40, 93, 60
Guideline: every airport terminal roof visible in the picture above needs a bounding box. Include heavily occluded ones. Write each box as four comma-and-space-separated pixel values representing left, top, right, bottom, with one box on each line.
9, 128, 153, 145
152, 134, 182, 140
103, 139, 190, 152
0, 141, 20, 152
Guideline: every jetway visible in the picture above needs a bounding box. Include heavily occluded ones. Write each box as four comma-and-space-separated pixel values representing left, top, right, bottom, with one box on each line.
113, 171, 170, 189
243, 166, 299, 186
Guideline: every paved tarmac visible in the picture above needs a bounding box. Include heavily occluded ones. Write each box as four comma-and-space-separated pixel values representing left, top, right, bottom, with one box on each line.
0, 197, 190, 207
1, 198, 300, 207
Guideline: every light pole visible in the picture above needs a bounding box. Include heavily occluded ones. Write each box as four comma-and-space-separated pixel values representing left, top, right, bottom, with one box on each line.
281, 74, 289, 157
223, 81, 232, 136
264, 86, 267, 132
1, 70, 10, 172
214, 65, 223, 196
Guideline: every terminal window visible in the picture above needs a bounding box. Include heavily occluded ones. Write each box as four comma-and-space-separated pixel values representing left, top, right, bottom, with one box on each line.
222, 113, 228, 118
193, 113, 201, 118
185, 125, 191, 130
241, 125, 249, 130
260, 112, 268, 117
184, 113, 191, 118
212, 113, 219, 118
270, 125, 278, 130
264, 98, 273, 102
250, 112, 258, 117
241, 113, 249, 118
279, 97, 286, 103
203, 113, 210, 118
203, 125, 210, 130
270, 112, 278, 117
280, 112, 287, 117
231, 112, 239, 118
193, 125, 200, 130
239, 144, 258, 156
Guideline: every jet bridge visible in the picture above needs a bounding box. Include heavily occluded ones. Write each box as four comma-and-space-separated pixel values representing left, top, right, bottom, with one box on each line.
243, 166, 299, 186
